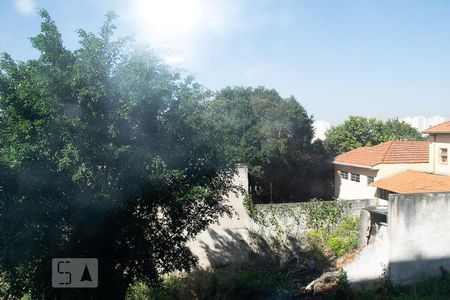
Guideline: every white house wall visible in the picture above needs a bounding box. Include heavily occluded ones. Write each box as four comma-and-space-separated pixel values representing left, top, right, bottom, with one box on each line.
335, 165, 378, 200
335, 163, 428, 200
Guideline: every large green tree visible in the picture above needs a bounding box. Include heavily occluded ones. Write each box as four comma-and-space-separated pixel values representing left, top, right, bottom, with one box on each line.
206, 87, 333, 203
324, 116, 423, 154
0, 11, 235, 299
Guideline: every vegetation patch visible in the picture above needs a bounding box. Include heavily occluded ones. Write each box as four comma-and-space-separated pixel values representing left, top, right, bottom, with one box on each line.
126, 266, 296, 300
321, 267, 450, 299
309, 216, 360, 257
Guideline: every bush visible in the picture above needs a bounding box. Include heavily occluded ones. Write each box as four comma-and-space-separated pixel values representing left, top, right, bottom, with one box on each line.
243, 194, 258, 220
126, 282, 153, 300
308, 216, 359, 257
304, 200, 343, 231
327, 217, 359, 256
21, 294, 32, 300
127, 267, 296, 300
0, 274, 9, 298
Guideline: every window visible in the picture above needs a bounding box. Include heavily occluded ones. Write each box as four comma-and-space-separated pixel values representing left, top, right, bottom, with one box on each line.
351, 173, 360, 182
379, 189, 397, 200
440, 148, 448, 164
379, 189, 390, 200
340, 171, 348, 180
367, 176, 375, 184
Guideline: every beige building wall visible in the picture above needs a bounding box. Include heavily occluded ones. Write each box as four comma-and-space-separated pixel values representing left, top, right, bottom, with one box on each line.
375, 163, 429, 179
429, 134, 450, 175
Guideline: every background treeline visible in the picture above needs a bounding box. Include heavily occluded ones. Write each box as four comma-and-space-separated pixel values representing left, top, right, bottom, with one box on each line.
324, 116, 424, 155
206, 89, 424, 203
206, 86, 333, 203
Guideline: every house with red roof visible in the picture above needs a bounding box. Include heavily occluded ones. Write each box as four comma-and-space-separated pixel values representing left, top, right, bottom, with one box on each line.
333, 120, 450, 203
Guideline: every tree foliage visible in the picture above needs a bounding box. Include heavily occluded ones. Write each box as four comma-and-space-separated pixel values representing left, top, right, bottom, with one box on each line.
383, 118, 424, 140
324, 116, 423, 155
0, 10, 235, 299
206, 87, 333, 203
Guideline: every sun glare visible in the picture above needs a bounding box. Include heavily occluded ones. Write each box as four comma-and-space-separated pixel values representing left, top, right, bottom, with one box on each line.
131, 0, 204, 47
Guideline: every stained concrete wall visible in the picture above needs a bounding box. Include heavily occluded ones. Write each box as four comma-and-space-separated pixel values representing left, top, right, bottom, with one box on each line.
250, 199, 377, 240
346, 192, 450, 287
188, 166, 251, 268
389, 192, 450, 284
345, 223, 389, 289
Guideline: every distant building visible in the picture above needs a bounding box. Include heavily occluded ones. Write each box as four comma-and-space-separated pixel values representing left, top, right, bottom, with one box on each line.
333, 120, 450, 204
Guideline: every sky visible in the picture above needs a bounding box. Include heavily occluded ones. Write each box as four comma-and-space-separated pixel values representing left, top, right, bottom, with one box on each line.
1, 0, 449, 136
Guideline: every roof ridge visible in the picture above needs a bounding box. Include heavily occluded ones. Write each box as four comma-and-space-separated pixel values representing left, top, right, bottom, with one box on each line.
394, 140, 424, 143
381, 141, 394, 162
425, 172, 450, 177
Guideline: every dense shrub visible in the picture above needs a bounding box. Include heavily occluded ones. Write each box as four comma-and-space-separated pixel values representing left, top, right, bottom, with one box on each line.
327, 217, 360, 256
304, 200, 344, 231
126, 267, 296, 300
126, 282, 153, 300
309, 216, 360, 257
0, 275, 9, 298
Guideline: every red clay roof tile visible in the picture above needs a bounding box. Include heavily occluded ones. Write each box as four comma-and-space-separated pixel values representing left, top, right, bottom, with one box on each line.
423, 121, 450, 134
369, 170, 450, 194
333, 141, 429, 167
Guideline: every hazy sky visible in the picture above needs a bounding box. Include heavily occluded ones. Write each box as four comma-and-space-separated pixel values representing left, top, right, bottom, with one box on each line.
1, 0, 449, 125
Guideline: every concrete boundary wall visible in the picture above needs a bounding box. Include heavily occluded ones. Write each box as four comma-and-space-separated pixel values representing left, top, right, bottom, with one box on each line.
188, 166, 251, 268
389, 192, 450, 284
345, 192, 450, 288
250, 198, 377, 239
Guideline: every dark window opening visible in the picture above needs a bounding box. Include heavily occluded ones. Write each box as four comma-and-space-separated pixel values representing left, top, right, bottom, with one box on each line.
378, 188, 396, 200
351, 173, 360, 182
